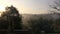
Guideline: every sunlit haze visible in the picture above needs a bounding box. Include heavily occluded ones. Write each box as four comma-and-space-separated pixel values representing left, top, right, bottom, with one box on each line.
0, 5, 5, 11
0, 0, 54, 14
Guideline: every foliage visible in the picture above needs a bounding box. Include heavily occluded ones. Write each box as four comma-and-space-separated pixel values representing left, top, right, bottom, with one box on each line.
0, 6, 22, 29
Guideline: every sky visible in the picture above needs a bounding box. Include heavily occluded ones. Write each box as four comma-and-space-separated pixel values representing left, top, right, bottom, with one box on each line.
0, 0, 54, 14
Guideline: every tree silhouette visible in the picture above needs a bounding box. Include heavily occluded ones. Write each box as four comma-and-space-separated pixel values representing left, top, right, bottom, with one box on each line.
49, 0, 60, 13
49, 0, 60, 32
1, 5, 22, 30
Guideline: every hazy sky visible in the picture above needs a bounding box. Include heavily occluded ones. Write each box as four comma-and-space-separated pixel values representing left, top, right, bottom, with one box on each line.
0, 0, 54, 14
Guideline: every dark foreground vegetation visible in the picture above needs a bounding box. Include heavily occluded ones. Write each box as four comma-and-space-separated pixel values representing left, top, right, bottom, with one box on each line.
0, 5, 60, 34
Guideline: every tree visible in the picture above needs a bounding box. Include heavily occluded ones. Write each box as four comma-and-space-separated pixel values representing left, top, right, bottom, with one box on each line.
1, 5, 22, 30
49, 0, 60, 33
49, 0, 60, 13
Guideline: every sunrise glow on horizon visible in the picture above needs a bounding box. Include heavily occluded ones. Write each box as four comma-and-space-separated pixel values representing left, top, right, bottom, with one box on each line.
0, 0, 54, 14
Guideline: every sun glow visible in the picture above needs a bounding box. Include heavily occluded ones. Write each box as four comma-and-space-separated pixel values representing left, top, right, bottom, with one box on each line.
0, 5, 5, 11
0, 5, 5, 16
0, 0, 12, 16
0, 0, 12, 12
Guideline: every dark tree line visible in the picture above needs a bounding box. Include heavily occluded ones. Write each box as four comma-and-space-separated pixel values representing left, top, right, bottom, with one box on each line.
32, 17, 54, 34
0, 3, 60, 34
0, 5, 22, 29
24, 15, 60, 34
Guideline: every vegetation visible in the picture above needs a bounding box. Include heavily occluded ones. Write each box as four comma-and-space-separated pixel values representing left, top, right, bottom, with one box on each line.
0, 5, 22, 29
49, 0, 60, 13
22, 14, 60, 34
0, 4, 60, 34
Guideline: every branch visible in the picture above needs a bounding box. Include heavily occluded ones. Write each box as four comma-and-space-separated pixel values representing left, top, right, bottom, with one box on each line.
49, 5, 60, 11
